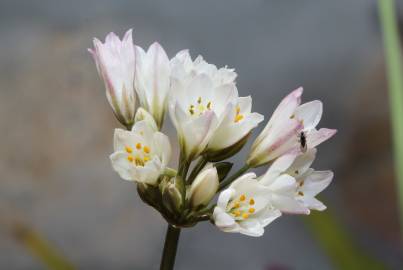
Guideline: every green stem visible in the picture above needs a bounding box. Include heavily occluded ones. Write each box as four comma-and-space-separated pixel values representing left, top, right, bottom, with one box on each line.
160, 225, 181, 270
378, 0, 403, 234
187, 156, 208, 184
218, 164, 250, 191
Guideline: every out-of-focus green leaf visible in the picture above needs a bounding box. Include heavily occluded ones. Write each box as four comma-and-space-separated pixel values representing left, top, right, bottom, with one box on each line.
304, 211, 386, 270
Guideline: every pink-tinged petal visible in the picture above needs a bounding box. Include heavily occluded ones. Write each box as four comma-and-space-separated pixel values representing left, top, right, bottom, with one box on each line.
254, 88, 303, 148
307, 128, 337, 148
295, 100, 323, 130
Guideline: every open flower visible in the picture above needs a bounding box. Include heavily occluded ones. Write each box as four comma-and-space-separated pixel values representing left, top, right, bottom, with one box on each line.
205, 96, 263, 159
187, 163, 219, 208
89, 29, 136, 128
247, 87, 337, 167
259, 149, 333, 214
135, 43, 170, 129
259, 154, 310, 214
169, 65, 238, 160
110, 120, 171, 185
284, 149, 333, 211
213, 173, 281, 237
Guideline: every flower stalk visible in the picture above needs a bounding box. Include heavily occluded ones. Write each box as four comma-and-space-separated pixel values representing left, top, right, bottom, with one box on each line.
160, 225, 181, 270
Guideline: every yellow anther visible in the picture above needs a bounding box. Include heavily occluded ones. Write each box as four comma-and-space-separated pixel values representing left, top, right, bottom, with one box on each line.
143, 146, 150, 154
198, 105, 205, 112
234, 114, 244, 123
249, 198, 255, 205
197, 97, 202, 104
125, 146, 133, 153
207, 101, 212, 109
143, 156, 150, 162
248, 208, 255, 213
240, 194, 246, 201
298, 191, 304, 196
127, 155, 134, 162
299, 181, 304, 187
135, 157, 144, 166
234, 210, 241, 217
234, 202, 240, 208
236, 106, 241, 114
136, 143, 142, 150
242, 213, 249, 219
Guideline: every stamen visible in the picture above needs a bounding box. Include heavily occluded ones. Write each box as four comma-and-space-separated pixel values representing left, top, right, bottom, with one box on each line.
143, 146, 150, 154
136, 143, 142, 150
143, 156, 150, 162
249, 198, 255, 205
234, 210, 241, 217
197, 97, 202, 104
248, 208, 255, 213
242, 213, 249, 219
240, 194, 246, 201
127, 155, 134, 162
125, 146, 133, 153
236, 106, 240, 114
299, 181, 304, 187
207, 101, 212, 109
298, 191, 304, 196
234, 114, 244, 123
234, 202, 240, 208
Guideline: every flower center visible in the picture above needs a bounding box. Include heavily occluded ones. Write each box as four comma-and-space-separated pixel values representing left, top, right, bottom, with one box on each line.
188, 96, 212, 116
228, 194, 256, 220
125, 143, 151, 167
234, 105, 244, 123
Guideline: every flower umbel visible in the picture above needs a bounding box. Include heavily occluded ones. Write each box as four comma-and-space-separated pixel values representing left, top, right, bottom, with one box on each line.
89, 28, 336, 270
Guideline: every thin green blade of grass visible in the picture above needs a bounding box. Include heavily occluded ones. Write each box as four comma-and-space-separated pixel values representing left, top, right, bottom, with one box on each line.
378, 0, 403, 235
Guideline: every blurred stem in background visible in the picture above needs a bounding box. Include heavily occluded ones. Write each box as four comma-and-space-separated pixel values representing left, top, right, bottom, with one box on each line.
378, 0, 403, 236
11, 222, 76, 270
305, 211, 386, 270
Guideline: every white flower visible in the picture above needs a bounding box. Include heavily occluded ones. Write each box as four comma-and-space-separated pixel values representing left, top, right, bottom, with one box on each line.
284, 149, 333, 211
89, 29, 136, 127
213, 173, 281, 237
259, 154, 310, 214
169, 57, 239, 159
170, 50, 237, 87
135, 43, 170, 129
259, 148, 333, 214
206, 96, 264, 155
247, 87, 337, 167
110, 120, 171, 185
187, 163, 219, 208
170, 51, 261, 160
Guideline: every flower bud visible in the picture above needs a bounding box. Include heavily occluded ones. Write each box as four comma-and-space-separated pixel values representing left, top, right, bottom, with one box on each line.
161, 177, 184, 215
89, 29, 136, 128
135, 107, 158, 131
188, 164, 219, 208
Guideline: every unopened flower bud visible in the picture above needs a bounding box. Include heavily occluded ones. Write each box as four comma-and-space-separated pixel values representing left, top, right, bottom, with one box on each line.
135, 107, 158, 131
89, 29, 136, 128
188, 164, 219, 208
161, 177, 184, 215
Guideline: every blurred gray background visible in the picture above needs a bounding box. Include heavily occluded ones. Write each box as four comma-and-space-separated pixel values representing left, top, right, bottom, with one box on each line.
0, 0, 402, 269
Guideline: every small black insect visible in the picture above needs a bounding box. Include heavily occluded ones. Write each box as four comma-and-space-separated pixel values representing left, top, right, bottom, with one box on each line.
298, 131, 307, 153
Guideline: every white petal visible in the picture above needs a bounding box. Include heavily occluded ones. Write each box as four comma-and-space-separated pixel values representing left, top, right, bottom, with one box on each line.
259, 154, 297, 185
153, 132, 172, 166
307, 128, 337, 148
295, 100, 323, 130
110, 152, 134, 181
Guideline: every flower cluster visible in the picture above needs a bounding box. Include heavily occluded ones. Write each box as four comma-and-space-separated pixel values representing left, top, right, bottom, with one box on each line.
89, 29, 336, 237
